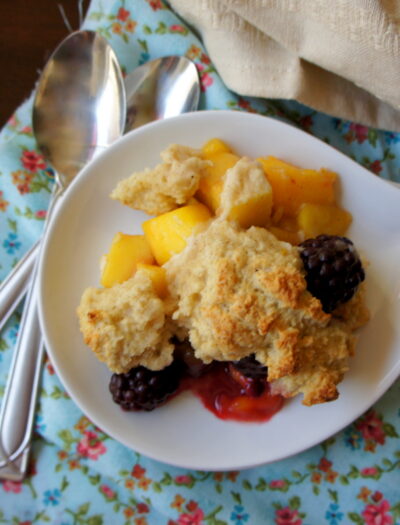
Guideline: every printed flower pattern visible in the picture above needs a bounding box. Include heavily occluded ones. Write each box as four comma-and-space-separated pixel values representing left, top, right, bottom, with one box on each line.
21, 150, 46, 172
76, 430, 107, 460
350, 489, 397, 525
275, 506, 303, 525
325, 503, 344, 525
91, 5, 138, 42
0, 190, 9, 211
0, 0, 399, 524
43, 488, 62, 506
2, 480, 22, 493
2, 232, 21, 254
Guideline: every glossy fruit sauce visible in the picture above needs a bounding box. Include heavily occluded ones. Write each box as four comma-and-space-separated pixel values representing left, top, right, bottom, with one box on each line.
179, 362, 284, 423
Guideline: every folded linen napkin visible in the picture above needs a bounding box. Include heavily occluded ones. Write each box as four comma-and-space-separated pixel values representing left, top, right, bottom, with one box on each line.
0, 0, 400, 523
170, 0, 400, 131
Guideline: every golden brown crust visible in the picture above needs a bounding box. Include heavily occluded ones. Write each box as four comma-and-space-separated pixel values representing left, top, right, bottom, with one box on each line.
269, 322, 356, 405
110, 144, 210, 215
257, 269, 304, 309
165, 219, 368, 405
77, 270, 174, 373
332, 282, 370, 330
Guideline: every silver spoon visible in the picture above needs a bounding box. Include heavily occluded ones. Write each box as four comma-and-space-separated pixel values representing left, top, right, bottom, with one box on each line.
0, 29, 126, 481
125, 55, 200, 130
0, 55, 200, 333
0, 50, 200, 480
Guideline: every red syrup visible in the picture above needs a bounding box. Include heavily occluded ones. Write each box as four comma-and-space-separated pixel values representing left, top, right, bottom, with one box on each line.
178, 363, 284, 423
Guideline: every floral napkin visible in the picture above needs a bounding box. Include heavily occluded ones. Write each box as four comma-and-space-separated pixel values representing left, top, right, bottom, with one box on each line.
0, 1, 399, 524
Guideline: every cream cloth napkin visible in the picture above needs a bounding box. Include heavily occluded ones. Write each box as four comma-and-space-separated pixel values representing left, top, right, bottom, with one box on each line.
170, 0, 400, 131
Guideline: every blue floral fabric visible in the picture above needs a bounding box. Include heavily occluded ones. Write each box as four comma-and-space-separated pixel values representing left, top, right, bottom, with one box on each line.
0, 1, 399, 524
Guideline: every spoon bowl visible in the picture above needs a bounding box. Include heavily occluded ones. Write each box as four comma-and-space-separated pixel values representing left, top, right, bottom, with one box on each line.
125, 56, 200, 131
33, 30, 126, 187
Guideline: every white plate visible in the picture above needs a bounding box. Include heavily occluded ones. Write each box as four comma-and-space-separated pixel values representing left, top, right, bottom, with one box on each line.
38, 110, 400, 471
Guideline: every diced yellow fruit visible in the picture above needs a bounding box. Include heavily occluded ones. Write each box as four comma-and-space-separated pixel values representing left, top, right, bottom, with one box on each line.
268, 226, 300, 245
274, 214, 299, 231
196, 152, 240, 212
226, 194, 273, 229
136, 263, 168, 298
196, 175, 224, 213
257, 156, 337, 217
186, 197, 201, 206
100, 233, 155, 288
142, 202, 212, 265
297, 203, 352, 238
202, 138, 232, 157
205, 152, 240, 177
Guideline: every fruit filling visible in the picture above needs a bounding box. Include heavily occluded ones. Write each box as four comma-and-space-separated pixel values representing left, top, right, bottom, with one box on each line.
299, 235, 365, 313
77, 139, 369, 421
110, 347, 283, 423
109, 361, 183, 411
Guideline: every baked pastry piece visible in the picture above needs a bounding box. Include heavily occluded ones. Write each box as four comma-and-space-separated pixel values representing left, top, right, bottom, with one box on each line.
77, 269, 174, 373
110, 144, 210, 215
165, 219, 369, 405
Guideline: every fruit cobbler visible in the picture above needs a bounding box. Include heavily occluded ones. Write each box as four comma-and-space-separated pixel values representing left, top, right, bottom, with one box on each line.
77, 139, 369, 422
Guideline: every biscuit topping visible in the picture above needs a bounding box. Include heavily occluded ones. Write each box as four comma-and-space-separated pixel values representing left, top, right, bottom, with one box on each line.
110, 144, 210, 215
77, 270, 174, 373
77, 139, 369, 412
165, 219, 363, 405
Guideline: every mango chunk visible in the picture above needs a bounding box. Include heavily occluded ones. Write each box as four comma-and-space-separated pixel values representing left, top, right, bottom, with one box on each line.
202, 138, 232, 156
100, 233, 155, 288
136, 263, 168, 298
257, 156, 337, 217
227, 195, 273, 228
142, 202, 212, 265
268, 226, 301, 245
297, 203, 352, 238
196, 151, 240, 213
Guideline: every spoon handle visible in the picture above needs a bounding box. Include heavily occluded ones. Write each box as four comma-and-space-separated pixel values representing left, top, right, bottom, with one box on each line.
0, 188, 61, 480
0, 242, 39, 333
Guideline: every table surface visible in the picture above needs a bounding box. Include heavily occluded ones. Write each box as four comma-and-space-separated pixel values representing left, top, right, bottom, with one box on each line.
0, 0, 90, 128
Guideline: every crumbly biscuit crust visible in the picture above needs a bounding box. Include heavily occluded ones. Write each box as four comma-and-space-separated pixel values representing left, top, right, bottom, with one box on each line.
77, 270, 174, 373
110, 144, 210, 215
165, 219, 368, 405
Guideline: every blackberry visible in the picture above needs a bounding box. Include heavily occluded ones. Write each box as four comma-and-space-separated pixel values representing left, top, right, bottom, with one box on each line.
109, 361, 183, 411
229, 355, 268, 396
173, 339, 211, 378
231, 355, 268, 379
299, 234, 365, 313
